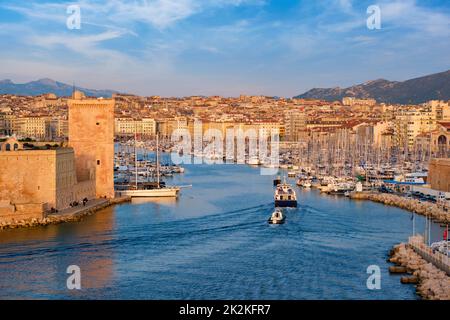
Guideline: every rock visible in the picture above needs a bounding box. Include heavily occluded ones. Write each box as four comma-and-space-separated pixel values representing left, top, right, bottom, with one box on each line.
389, 266, 408, 273
401, 276, 419, 284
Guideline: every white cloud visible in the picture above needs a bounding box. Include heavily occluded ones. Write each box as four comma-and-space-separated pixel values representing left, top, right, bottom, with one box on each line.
380, 0, 450, 36
3, 0, 265, 30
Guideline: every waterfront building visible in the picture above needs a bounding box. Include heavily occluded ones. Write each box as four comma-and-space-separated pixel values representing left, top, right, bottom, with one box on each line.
68, 91, 115, 199
115, 118, 156, 137
13, 116, 49, 139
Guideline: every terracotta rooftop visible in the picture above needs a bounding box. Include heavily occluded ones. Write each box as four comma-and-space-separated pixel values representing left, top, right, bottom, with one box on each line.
438, 122, 450, 129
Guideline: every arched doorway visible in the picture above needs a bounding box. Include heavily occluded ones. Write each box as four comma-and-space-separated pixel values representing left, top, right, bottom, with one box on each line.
437, 135, 448, 157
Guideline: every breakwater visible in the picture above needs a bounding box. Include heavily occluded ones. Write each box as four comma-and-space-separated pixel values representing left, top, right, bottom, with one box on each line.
0, 197, 130, 231
389, 240, 450, 300
350, 192, 450, 224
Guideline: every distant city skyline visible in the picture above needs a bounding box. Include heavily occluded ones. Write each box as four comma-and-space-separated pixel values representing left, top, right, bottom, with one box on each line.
0, 0, 449, 97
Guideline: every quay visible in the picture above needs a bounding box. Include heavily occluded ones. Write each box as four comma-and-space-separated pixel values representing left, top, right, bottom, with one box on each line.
389, 236, 450, 300
409, 236, 450, 276
350, 191, 450, 224
0, 196, 130, 231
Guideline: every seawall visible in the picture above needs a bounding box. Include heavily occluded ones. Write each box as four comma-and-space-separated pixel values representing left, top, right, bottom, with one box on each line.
0, 196, 131, 231
350, 192, 450, 224
389, 241, 450, 300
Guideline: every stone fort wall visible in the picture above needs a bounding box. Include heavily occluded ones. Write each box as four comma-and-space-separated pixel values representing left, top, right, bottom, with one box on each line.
68, 96, 115, 199
428, 158, 450, 192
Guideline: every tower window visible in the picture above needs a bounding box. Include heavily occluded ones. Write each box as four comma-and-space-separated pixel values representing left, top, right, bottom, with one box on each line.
96, 122, 100, 126
97, 160, 101, 165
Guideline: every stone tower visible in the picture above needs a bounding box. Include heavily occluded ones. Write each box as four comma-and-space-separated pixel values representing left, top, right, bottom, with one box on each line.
68, 91, 115, 198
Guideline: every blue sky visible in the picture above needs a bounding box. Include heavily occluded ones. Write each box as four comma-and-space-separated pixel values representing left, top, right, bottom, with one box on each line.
0, 0, 449, 97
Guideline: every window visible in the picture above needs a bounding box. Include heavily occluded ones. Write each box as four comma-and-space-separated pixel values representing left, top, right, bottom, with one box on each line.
96, 122, 100, 126
97, 160, 101, 165
5, 144, 10, 151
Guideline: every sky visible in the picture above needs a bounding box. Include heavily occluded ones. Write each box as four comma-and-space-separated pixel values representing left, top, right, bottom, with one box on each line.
0, 0, 449, 97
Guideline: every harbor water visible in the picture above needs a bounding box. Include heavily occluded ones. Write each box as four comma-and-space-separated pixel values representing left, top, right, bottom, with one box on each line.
0, 160, 444, 299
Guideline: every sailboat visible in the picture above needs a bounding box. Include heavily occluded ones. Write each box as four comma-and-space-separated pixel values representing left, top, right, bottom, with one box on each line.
117, 134, 180, 198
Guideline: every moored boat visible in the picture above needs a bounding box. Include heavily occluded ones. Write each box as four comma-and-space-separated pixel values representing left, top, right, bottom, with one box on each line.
117, 186, 180, 198
287, 171, 297, 178
248, 156, 261, 165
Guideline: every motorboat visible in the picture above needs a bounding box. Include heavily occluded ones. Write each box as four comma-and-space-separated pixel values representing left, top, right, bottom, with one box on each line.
268, 209, 285, 224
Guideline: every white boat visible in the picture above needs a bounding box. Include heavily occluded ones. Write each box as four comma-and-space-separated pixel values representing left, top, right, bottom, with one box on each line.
118, 187, 180, 198
248, 156, 261, 165
274, 181, 297, 207
287, 171, 296, 178
117, 134, 181, 198
268, 209, 285, 224
297, 179, 311, 188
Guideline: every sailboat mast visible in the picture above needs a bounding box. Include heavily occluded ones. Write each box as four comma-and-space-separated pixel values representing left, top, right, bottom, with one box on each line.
135, 123, 138, 189
156, 133, 160, 188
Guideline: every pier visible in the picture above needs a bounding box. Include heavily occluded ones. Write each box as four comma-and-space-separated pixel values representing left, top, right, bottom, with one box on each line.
409, 235, 450, 276
389, 236, 450, 299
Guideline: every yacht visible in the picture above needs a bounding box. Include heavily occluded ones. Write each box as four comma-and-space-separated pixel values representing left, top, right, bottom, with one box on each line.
274, 181, 298, 207
268, 209, 285, 224
115, 135, 181, 198
118, 184, 180, 198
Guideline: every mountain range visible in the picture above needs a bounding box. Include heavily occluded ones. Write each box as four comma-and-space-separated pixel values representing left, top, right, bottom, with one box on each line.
0, 78, 117, 98
1, 70, 449, 104
294, 69, 450, 104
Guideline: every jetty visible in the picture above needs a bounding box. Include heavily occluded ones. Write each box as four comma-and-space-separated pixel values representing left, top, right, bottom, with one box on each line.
0, 196, 130, 231
350, 191, 450, 223
389, 236, 450, 300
